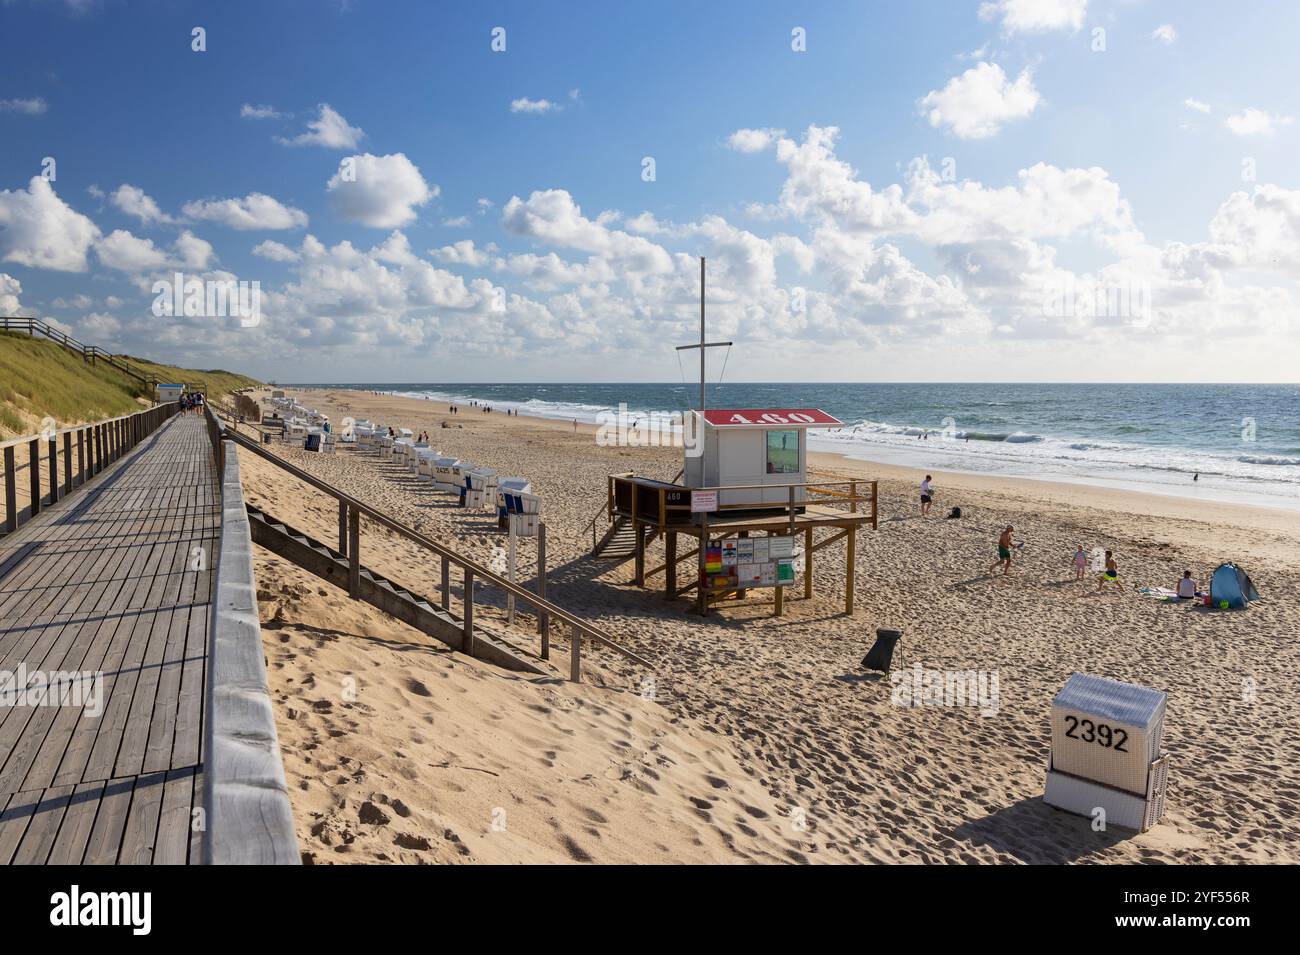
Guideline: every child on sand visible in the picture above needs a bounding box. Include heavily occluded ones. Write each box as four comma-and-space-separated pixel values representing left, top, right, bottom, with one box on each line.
1073, 545, 1087, 580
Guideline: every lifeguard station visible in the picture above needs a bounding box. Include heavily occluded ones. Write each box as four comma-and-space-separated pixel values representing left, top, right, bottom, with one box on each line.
594, 259, 877, 616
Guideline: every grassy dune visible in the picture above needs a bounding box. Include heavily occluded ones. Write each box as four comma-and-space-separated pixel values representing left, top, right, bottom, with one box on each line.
0, 331, 259, 438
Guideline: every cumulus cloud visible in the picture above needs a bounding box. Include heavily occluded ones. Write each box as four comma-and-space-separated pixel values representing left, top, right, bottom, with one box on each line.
0, 177, 101, 271
0, 97, 48, 115
94, 228, 213, 274
432, 239, 494, 268
978, 0, 1087, 34
727, 128, 785, 153
278, 103, 364, 148
181, 193, 309, 230
442, 215, 471, 227
1184, 98, 1212, 114
1225, 108, 1293, 137
918, 63, 1040, 139
110, 184, 177, 225
252, 239, 301, 262
1151, 24, 1177, 45
326, 153, 436, 228
0, 272, 27, 315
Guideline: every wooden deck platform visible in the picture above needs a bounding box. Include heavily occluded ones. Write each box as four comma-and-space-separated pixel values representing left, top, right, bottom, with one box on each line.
0, 414, 215, 864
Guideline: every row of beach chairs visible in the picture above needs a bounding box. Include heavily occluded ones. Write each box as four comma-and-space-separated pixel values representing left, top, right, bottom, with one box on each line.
352, 422, 540, 533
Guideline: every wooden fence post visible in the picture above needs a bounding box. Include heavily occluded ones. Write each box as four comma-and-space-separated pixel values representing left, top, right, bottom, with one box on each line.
28, 438, 40, 517
538, 523, 549, 658
63, 431, 72, 495
463, 571, 474, 656
570, 628, 582, 683
338, 500, 348, 557
3, 446, 15, 533
47, 437, 57, 504
440, 556, 450, 610
348, 507, 360, 597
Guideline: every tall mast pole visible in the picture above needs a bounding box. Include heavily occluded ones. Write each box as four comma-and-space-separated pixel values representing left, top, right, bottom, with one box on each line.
699, 256, 706, 413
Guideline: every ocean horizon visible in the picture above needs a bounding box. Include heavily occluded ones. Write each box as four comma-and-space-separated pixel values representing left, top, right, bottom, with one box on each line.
283, 381, 1300, 512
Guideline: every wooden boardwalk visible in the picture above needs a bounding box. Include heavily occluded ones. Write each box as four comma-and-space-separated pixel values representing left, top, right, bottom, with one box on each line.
0, 414, 215, 864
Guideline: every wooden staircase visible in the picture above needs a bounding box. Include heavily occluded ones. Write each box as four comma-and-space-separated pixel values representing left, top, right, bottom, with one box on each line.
245, 503, 549, 675
592, 515, 658, 560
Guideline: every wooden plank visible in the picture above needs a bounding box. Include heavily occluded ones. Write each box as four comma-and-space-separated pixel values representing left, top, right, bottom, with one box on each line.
10, 784, 73, 864
44, 780, 105, 864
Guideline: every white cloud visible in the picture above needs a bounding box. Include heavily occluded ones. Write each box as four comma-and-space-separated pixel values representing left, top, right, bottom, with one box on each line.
918, 63, 1040, 139
326, 153, 436, 228
181, 193, 309, 230
0, 177, 101, 272
94, 228, 213, 274
432, 239, 491, 267
510, 97, 558, 114
0, 272, 26, 314
252, 239, 301, 262
1152, 24, 1177, 45
978, 0, 1087, 34
0, 97, 48, 115
503, 189, 674, 276
442, 215, 471, 227
727, 128, 785, 153
110, 184, 177, 225
278, 103, 364, 149
1225, 108, 1293, 137
1184, 98, 1212, 115
240, 103, 282, 120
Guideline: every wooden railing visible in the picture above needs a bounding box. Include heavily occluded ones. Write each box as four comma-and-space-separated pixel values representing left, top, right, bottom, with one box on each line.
0, 402, 180, 536
610, 474, 879, 530
204, 408, 651, 682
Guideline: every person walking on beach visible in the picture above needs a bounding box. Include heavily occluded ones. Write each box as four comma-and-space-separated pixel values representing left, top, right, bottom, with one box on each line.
988, 526, 1015, 575
920, 475, 934, 516
1097, 550, 1119, 593
1073, 544, 1087, 581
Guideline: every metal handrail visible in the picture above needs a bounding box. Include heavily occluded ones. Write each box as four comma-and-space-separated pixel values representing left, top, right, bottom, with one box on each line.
210, 413, 652, 674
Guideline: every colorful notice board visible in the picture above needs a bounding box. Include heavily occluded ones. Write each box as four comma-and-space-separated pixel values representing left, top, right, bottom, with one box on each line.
704, 536, 797, 590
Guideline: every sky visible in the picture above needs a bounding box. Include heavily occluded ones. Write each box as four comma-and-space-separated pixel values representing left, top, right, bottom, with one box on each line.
1, 0, 1299, 383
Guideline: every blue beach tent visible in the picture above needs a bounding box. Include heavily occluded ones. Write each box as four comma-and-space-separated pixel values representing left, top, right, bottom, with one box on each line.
1209, 563, 1260, 609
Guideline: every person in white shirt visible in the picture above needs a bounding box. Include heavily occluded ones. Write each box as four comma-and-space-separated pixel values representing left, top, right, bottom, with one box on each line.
1177, 570, 1198, 599
920, 475, 934, 516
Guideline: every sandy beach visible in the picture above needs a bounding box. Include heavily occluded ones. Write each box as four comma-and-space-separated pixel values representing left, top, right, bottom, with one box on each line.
237, 388, 1300, 864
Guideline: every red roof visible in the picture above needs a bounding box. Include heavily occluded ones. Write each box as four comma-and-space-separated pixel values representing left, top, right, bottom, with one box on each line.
700, 409, 842, 428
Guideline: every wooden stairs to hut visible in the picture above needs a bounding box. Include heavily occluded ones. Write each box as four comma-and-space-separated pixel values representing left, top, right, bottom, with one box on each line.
592, 515, 658, 560
245, 503, 549, 675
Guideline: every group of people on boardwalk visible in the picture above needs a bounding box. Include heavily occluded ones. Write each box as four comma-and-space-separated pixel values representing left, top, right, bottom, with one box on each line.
180, 391, 205, 414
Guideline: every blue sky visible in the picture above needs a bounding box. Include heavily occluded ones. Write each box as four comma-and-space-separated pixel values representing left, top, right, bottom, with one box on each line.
2, 0, 1299, 382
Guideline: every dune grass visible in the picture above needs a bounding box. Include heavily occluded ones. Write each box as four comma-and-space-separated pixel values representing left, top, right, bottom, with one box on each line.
0, 331, 260, 438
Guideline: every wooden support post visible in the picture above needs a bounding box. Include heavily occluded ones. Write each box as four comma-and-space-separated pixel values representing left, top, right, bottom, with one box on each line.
338, 499, 348, 557
463, 571, 474, 656
440, 556, 450, 610
63, 431, 72, 495
774, 582, 784, 617
570, 627, 581, 683
47, 437, 57, 504
28, 438, 40, 518
348, 507, 360, 597
664, 531, 677, 597
871, 480, 878, 530
788, 485, 796, 535
696, 517, 709, 617
634, 521, 646, 587
77, 429, 85, 485
3, 446, 15, 533
629, 489, 639, 584
804, 526, 814, 600
93, 425, 102, 474
846, 524, 856, 615
538, 523, 549, 657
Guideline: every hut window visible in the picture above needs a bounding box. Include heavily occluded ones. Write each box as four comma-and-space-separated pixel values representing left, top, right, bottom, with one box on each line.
765, 430, 799, 474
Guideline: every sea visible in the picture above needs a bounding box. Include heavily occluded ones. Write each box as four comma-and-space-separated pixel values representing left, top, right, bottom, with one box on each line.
288, 382, 1300, 512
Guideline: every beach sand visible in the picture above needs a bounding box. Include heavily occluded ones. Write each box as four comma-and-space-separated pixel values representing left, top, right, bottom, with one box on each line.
236, 388, 1300, 864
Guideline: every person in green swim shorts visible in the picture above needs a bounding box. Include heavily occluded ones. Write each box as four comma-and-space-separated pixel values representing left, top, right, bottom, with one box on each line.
988, 525, 1014, 576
